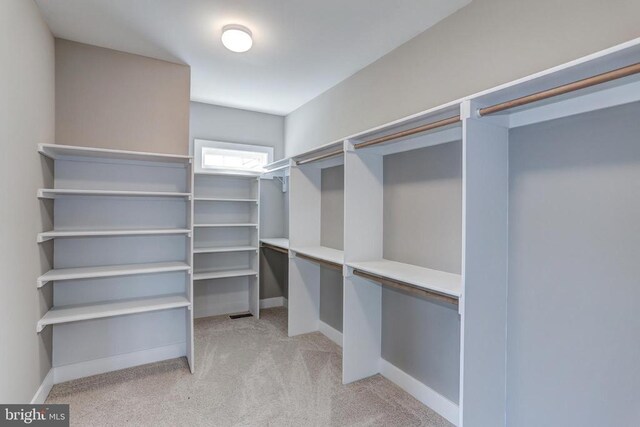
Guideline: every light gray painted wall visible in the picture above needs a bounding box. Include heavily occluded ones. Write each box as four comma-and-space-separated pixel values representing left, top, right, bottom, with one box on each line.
285, 0, 640, 156
0, 0, 54, 403
190, 101, 286, 300
320, 165, 344, 331
190, 101, 285, 160
381, 143, 462, 403
507, 102, 640, 426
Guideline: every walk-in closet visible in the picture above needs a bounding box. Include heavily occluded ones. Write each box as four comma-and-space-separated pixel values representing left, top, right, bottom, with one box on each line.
4, 1, 640, 426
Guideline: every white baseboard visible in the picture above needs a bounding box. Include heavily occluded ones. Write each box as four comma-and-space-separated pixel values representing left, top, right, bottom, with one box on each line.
31, 369, 54, 404
53, 342, 186, 384
318, 320, 343, 348
260, 296, 284, 309
380, 360, 459, 426
283, 297, 288, 308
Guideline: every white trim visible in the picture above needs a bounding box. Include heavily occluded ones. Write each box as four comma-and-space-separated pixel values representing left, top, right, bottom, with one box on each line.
53, 343, 186, 384
318, 320, 343, 347
260, 297, 285, 309
31, 369, 54, 404
380, 360, 459, 426
283, 297, 289, 308
194, 302, 249, 319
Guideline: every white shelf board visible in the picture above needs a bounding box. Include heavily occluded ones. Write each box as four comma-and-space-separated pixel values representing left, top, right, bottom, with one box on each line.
193, 268, 258, 281
292, 246, 344, 265
260, 238, 289, 250
263, 158, 290, 172
37, 294, 190, 332
193, 246, 258, 254
37, 261, 190, 287
38, 143, 192, 165
194, 170, 260, 178
194, 197, 258, 203
38, 188, 191, 199
347, 259, 461, 298
193, 223, 258, 228
37, 228, 191, 243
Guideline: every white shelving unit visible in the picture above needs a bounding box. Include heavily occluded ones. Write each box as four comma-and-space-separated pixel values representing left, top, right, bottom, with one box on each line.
341, 107, 463, 424
37, 143, 195, 379
192, 171, 260, 318
288, 142, 345, 341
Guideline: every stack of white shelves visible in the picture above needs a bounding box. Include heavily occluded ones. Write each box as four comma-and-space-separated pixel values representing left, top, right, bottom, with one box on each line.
36, 143, 195, 379
192, 170, 260, 318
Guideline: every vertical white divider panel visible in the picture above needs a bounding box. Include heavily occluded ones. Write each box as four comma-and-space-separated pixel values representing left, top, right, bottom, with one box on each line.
186, 159, 195, 373
343, 141, 384, 384
459, 101, 509, 427
249, 178, 261, 318
288, 163, 321, 336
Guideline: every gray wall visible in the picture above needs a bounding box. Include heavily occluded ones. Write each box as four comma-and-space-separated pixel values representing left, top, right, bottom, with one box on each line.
190, 101, 286, 300
320, 165, 344, 331
381, 143, 462, 403
0, 0, 54, 403
285, 0, 640, 156
56, 39, 191, 155
190, 101, 285, 160
507, 102, 640, 426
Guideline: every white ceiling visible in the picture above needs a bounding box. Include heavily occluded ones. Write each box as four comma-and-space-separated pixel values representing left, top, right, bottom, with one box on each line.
36, 0, 470, 115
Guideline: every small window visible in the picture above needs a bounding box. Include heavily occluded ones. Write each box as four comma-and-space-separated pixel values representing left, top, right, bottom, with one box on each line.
194, 139, 273, 174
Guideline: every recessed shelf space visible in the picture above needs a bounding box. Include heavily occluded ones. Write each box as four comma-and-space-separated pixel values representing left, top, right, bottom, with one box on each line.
37, 294, 190, 333
37, 261, 191, 288
37, 228, 191, 243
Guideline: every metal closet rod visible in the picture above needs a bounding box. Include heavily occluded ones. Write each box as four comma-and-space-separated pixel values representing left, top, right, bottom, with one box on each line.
296, 148, 343, 166
296, 253, 342, 271
261, 243, 288, 255
479, 62, 640, 116
353, 269, 459, 306
354, 115, 461, 149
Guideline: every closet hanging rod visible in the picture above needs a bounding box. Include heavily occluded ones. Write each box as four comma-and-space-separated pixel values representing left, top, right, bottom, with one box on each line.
479, 62, 640, 116
354, 115, 461, 149
262, 243, 288, 255
353, 269, 459, 306
296, 149, 343, 166
296, 253, 342, 271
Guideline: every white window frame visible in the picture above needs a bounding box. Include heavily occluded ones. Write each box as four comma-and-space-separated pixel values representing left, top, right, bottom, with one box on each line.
193, 139, 274, 175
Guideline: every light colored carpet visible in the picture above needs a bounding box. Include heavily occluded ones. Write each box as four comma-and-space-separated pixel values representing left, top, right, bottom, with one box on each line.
46, 307, 453, 426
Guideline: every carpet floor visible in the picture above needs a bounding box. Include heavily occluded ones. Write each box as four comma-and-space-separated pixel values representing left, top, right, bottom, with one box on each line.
46, 307, 453, 426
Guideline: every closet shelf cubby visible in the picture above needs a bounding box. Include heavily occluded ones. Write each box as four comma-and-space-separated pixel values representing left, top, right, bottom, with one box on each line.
193, 268, 258, 281
292, 246, 344, 266
37, 228, 191, 243
38, 143, 192, 164
194, 197, 258, 202
36, 294, 191, 333
260, 238, 289, 250
38, 188, 192, 199
37, 261, 191, 288
346, 259, 461, 299
194, 223, 258, 228
193, 246, 258, 254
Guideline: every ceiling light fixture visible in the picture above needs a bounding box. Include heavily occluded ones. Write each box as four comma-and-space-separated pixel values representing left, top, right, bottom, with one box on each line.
221, 24, 253, 53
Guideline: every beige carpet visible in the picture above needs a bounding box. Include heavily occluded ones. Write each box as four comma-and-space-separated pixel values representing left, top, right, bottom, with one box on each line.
46, 307, 453, 426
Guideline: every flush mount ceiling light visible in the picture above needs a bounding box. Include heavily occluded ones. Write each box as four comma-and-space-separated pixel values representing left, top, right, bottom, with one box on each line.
221, 24, 253, 53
